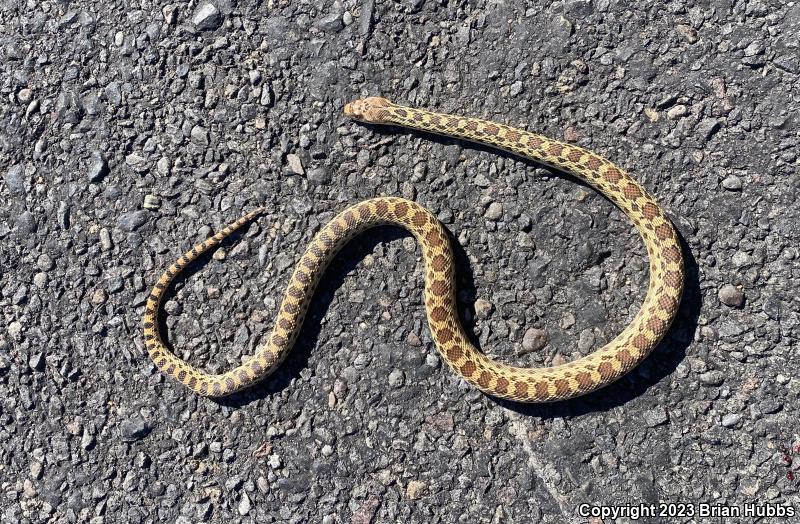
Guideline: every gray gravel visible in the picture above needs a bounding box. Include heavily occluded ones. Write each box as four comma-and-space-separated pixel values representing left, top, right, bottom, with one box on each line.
2, 1, 799, 523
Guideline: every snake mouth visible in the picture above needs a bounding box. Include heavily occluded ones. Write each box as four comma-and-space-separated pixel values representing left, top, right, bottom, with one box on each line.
344, 97, 393, 123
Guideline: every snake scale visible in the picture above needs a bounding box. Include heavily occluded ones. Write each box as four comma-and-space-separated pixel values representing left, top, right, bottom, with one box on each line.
142, 97, 684, 402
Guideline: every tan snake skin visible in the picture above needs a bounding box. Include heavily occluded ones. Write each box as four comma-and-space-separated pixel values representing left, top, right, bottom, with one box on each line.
142, 97, 684, 402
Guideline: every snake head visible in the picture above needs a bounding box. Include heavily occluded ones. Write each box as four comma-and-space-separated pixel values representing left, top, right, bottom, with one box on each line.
344, 97, 393, 124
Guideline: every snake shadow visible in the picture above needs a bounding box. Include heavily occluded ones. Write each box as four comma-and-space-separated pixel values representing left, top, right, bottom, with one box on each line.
341, 122, 703, 417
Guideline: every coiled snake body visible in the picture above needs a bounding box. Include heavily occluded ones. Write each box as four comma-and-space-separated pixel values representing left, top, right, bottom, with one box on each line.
142, 97, 684, 402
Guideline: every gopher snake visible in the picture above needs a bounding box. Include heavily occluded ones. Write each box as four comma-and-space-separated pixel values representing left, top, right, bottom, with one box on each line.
142, 97, 684, 402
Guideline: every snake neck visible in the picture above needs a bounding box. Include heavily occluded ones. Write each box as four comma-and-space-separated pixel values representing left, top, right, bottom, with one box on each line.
365, 101, 574, 176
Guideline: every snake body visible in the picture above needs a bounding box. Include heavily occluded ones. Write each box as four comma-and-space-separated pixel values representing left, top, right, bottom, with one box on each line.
142, 97, 684, 402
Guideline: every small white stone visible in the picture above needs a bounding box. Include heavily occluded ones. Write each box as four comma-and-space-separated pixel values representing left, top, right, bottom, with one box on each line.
286, 154, 304, 175
193, 3, 222, 30
721, 414, 741, 427
8, 321, 23, 340
238, 493, 251, 515
17, 88, 32, 104
33, 272, 48, 289
721, 175, 742, 190
474, 298, 494, 319
143, 195, 161, 209
425, 353, 440, 368
667, 104, 687, 119
406, 480, 427, 500
388, 369, 405, 388
268, 454, 281, 469
156, 157, 170, 175
484, 202, 503, 221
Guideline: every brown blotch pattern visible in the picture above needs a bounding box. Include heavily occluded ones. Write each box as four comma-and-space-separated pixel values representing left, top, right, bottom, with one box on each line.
647, 317, 667, 332
430, 280, 449, 296
585, 156, 603, 169
526, 136, 544, 148
658, 295, 676, 311
431, 254, 447, 271
615, 349, 632, 364
446, 346, 463, 361
284, 303, 299, 314
655, 224, 673, 241
534, 381, 550, 399
632, 334, 649, 350
664, 270, 682, 287
394, 202, 409, 217
597, 362, 615, 380
623, 183, 643, 199
548, 143, 564, 156
604, 168, 623, 182
437, 328, 454, 344
375, 201, 389, 216
495, 377, 509, 394
642, 202, 660, 219
430, 306, 448, 322
664, 245, 682, 264
412, 210, 428, 227
514, 381, 528, 396
554, 379, 571, 397
575, 372, 593, 389
425, 229, 441, 246
461, 360, 476, 376
357, 205, 371, 220
568, 149, 584, 162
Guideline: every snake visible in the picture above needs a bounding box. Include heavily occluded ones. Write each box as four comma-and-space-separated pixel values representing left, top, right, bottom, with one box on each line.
142, 97, 684, 402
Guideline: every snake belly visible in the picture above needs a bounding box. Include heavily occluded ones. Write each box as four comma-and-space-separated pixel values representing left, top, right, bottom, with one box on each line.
142, 97, 684, 402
